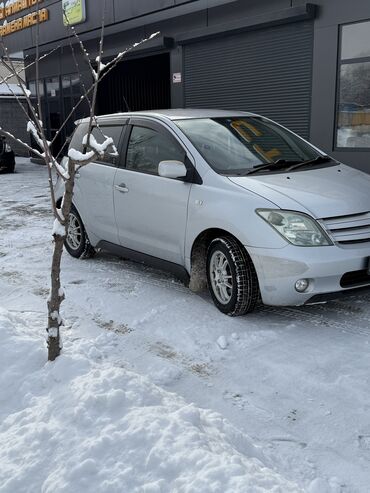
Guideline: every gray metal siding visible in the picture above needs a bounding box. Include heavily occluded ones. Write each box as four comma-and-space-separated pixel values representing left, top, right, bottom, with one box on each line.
184, 21, 313, 138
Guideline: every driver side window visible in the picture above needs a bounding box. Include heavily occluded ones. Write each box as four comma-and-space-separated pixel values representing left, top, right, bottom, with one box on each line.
126, 125, 185, 175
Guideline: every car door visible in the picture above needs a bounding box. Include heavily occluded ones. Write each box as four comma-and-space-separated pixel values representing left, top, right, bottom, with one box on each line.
73, 123, 124, 244
113, 119, 192, 265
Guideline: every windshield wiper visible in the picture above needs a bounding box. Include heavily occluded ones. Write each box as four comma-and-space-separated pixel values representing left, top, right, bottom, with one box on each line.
242, 160, 299, 176
242, 155, 332, 176
284, 155, 333, 171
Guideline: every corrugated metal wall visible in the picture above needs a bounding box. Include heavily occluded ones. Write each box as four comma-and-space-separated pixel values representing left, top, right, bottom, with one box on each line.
184, 21, 313, 138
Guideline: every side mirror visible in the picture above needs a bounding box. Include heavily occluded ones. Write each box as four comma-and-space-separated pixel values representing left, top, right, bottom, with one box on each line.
158, 160, 187, 179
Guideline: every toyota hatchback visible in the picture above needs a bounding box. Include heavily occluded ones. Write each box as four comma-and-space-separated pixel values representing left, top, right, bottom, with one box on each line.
58, 110, 370, 316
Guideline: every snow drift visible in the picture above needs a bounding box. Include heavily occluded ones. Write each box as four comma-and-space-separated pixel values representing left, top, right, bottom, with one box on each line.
0, 307, 301, 493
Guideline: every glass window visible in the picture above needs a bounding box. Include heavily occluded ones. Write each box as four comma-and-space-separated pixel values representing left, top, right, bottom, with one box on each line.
69, 124, 122, 165
71, 75, 81, 96
337, 21, 370, 149
28, 80, 44, 98
62, 76, 72, 91
341, 21, 370, 60
28, 80, 36, 97
69, 122, 89, 153
46, 77, 60, 98
176, 117, 320, 175
126, 126, 185, 175
91, 126, 122, 166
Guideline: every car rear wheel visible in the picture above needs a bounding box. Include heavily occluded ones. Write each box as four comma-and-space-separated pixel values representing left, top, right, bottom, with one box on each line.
0, 162, 14, 173
65, 206, 95, 259
206, 236, 259, 316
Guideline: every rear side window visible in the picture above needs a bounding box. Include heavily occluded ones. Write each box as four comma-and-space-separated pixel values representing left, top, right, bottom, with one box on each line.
69, 123, 123, 166
126, 126, 185, 175
69, 122, 89, 154
90, 126, 123, 166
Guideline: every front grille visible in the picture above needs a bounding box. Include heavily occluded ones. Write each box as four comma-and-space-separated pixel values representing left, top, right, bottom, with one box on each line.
321, 212, 370, 245
341, 270, 370, 288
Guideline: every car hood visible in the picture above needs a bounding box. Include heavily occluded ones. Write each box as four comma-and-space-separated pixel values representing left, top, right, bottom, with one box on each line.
228, 164, 370, 218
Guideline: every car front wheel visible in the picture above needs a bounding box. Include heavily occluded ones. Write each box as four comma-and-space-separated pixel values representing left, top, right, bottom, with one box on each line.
65, 206, 95, 259
206, 236, 259, 316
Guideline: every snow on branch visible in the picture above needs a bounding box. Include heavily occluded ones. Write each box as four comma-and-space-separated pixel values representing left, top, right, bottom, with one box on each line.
52, 218, 66, 238
0, 126, 43, 159
67, 134, 115, 165
103, 32, 160, 73
27, 120, 45, 149
20, 84, 32, 98
56, 208, 65, 222
52, 157, 70, 180
50, 31, 161, 151
93, 56, 107, 80
68, 147, 95, 163
82, 133, 114, 156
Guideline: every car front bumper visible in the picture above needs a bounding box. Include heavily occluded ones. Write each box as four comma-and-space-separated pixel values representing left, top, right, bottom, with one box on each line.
247, 243, 370, 306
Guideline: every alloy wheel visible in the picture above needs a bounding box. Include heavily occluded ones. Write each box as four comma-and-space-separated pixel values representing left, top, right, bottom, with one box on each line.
66, 213, 82, 251
209, 250, 234, 304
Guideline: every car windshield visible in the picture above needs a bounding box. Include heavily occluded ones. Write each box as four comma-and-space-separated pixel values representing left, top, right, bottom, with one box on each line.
175, 117, 326, 175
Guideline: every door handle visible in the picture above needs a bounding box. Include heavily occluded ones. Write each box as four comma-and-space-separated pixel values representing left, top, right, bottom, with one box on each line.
115, 183, 129, 193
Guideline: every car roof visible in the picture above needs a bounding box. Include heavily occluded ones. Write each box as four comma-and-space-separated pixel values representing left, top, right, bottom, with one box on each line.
78, 109, 257, 125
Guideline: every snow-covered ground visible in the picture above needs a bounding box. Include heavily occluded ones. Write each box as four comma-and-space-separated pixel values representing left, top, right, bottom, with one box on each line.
1, 159, 370, 492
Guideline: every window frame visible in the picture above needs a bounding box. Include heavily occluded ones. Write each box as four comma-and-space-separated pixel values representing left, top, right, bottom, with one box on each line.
122, 119, 188, 178
334, 19, 370, 152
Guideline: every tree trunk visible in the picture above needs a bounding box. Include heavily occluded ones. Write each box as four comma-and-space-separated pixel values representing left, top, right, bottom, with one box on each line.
47, 235, 64, 361
47, 163, 76, 361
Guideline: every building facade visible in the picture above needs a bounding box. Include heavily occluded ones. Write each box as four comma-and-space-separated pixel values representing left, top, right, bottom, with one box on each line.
2, 0, 370, 172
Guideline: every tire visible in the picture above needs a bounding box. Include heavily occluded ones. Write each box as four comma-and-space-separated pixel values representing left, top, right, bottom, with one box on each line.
64, 206, 95, 259
206, 236, 259, 316
0, 163, 14, 173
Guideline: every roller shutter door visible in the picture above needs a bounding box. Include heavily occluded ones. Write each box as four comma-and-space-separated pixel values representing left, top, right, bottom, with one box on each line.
184, 21, 313, 138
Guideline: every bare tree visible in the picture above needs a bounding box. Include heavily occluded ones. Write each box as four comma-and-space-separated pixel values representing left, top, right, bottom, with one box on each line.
0, 3, 158, 360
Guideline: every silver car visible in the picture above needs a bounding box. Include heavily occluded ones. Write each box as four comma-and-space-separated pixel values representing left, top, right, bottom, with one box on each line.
58, 110, 370, 316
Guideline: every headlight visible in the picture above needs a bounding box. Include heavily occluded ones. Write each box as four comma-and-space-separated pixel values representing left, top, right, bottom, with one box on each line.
256, 209, 332, 246
5, 143, 11, 152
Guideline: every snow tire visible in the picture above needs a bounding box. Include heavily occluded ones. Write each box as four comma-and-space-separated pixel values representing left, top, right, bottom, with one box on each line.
206, 236, 260, 316
65, 205, 95, 259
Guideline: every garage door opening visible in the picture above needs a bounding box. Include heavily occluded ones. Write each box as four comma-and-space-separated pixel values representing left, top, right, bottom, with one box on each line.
97, 53, 171, 115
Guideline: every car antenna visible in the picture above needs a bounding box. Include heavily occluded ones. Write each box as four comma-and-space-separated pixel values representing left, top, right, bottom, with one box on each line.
123, 95, 131, 112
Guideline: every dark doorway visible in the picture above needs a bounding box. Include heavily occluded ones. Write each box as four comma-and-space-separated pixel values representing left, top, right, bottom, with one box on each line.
97, 53, 171, 114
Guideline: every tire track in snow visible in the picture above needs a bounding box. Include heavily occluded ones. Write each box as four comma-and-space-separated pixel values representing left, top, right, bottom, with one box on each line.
259, 305, 370, 337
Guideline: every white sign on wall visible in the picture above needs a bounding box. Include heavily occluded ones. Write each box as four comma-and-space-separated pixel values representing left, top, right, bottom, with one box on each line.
172, 73, 182, 84
62, 0, 86, 26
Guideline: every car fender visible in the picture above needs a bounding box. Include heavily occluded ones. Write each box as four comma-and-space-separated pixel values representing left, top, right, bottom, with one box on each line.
185, 176, 288, 270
